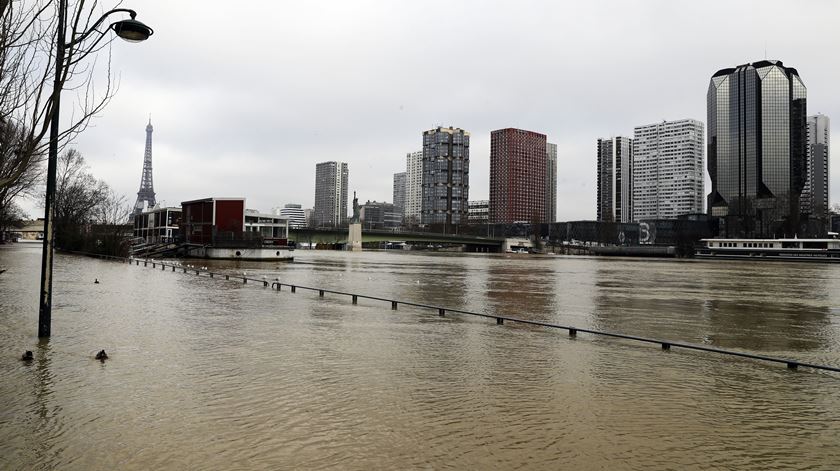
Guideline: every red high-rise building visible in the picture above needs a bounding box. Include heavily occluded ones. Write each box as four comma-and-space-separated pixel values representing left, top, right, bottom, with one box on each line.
489, 128, 547, 223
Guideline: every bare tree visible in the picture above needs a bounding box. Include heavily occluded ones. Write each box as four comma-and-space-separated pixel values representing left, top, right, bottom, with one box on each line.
48, 148, 107, 249
0, 119, 43, 211
0, 199, 28, 239
0, 0, 122, 190
91, 184, 131, 255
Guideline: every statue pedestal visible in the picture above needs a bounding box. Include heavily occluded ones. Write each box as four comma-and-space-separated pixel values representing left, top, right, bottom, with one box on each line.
348, 223, 362, 251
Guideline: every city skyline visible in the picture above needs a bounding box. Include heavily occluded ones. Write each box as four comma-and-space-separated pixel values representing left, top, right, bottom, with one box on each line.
19, 0, 838, 221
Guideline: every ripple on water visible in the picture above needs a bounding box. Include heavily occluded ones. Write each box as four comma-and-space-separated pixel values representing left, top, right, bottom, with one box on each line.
1, 247, 840, 470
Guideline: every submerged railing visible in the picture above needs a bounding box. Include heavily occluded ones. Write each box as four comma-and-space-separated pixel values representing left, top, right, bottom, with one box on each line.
74, 251, 840, 374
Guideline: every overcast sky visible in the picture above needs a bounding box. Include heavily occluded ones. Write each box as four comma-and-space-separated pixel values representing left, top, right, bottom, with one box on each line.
25, 0, 840, 220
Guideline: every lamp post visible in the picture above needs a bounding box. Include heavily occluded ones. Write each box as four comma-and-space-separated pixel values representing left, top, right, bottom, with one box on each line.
38, 2, 153, 338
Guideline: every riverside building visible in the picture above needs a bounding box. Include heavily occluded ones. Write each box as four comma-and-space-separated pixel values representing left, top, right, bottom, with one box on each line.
707, 60, 807, 237
404, 151, 423, 225
632, 119, 705, 220
277, 203, 307, 228
468, 200, 489, 225
421, 127, 470, 226
313, 161, 349, 227
392, 172, 406, 219
546, 142, 558, 222
489, 128, 547, 223
803, 114, 830, 220
596, 136, 633, 222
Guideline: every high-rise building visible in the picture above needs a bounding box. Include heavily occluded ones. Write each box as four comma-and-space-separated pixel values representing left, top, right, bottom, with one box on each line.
803, 114, 830, 218
596, 136, 633, 222
546, 142, 557, 222
421, 127, 470, 226
392, 172, 406, 217
313, 161, 348, 227
632, 119, 705, 220
489, 128, 547, 223
277, 203, 307, 228
707, 60, 807, 237
404, 151, 423, 224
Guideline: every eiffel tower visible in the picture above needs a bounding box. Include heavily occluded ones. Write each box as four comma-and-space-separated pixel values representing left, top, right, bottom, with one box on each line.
133, 118, 157, 215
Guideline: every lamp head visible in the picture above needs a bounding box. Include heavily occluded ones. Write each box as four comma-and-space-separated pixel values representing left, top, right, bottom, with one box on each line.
111, 17, 153, 43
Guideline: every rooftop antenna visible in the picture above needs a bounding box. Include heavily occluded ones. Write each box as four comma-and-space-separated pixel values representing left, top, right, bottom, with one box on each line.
764, 40, 767, 60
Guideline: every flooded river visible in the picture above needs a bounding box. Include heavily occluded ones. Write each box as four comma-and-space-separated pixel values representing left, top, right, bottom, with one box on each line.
2, 244, 840, 469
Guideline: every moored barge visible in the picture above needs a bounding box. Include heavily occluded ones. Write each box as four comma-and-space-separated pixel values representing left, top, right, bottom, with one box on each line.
696, 238, 840, 262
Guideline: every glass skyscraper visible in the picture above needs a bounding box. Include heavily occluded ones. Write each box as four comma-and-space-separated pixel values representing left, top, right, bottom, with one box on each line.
707, 60, 807, 237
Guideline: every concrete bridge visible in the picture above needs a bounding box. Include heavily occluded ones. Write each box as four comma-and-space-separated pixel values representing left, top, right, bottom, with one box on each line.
289, 228, 505, 251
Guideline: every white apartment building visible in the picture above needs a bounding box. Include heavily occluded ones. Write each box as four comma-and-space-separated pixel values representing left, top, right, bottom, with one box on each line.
632, 119, 704, 220
404, 150, 423, 224
275, 203, 307, 228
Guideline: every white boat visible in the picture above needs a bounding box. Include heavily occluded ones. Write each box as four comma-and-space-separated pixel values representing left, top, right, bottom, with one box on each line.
696, 238, 840, 262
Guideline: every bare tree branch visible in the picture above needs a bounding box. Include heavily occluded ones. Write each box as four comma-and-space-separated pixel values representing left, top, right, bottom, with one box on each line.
0, 0, 127, 190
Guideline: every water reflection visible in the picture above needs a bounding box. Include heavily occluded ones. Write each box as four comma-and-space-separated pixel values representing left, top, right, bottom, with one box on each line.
2, 246, 840, 469
591, 261, 833, 352
486, 261, 555, 320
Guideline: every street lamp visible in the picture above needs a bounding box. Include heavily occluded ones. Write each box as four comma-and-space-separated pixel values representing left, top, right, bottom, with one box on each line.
38, 3, 153, 338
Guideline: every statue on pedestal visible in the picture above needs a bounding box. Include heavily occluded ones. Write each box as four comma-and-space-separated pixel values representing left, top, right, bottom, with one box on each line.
350, 191, 361, 224
348, 191, 362, 251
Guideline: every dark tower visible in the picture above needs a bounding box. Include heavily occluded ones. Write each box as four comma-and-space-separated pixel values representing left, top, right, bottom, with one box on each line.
133, 118, 156, 215
707, 60, 807, 237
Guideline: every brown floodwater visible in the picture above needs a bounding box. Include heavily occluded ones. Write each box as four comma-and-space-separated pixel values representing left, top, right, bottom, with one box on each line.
2, 243, 840, 470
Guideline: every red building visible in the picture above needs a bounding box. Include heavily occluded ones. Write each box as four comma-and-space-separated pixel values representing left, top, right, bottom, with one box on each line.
489, 128, 547, 223
181, 197, 245, 245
